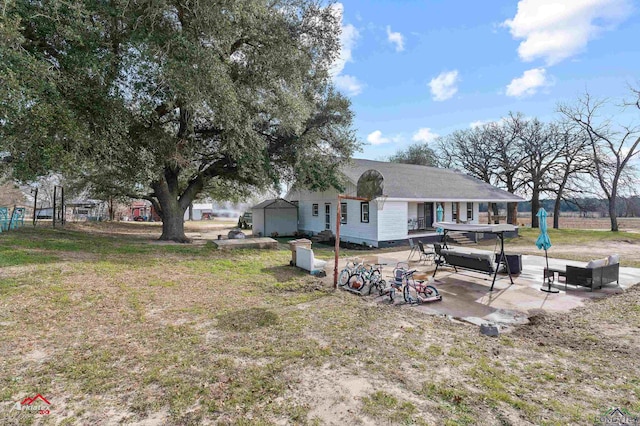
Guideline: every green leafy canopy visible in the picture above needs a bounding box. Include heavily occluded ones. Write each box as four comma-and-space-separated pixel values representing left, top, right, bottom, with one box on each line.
1, 0, 359, 239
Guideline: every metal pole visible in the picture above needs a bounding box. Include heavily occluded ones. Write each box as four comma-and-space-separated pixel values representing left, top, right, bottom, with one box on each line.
32, 188, 38, 227
8, 204, 15, 229
333, 197, 341, 289
53, 186, 57, 228
60, 186, 65, 225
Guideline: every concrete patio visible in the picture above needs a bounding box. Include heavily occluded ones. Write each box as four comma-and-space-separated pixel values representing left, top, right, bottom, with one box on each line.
331, 247, 640, 327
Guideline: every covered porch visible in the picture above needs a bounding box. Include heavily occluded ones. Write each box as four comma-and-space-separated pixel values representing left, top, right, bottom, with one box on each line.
407, 201, 478, 233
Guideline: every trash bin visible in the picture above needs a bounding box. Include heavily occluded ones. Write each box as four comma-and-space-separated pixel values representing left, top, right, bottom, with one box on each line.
288, 239, 312, 266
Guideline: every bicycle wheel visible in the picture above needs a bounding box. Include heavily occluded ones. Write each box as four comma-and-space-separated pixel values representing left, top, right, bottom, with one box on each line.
348, 274, 366, 291
338, 269, 351, 287
403, 284, 415, 303
374, 279, 388, 296
419, 285, 440, 300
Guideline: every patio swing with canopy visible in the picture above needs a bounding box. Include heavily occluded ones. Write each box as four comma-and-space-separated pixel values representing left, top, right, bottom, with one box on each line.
431, 221, 518, 291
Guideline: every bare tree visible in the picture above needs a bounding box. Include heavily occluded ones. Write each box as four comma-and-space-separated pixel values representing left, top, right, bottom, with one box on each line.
437, 128, 498, 184
545, 120, 594, 228
559, 90, 640, 231
487, 113, 528, 225
517, 119, 567, 227
437, 127, 503, 223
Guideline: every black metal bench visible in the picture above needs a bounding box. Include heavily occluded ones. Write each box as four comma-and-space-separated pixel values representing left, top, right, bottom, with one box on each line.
433, 243, 513, 291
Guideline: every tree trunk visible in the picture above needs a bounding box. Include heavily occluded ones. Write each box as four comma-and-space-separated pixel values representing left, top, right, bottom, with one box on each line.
609, 198, 619, 232
152, 170, 190, 243
492, 203, 499, 224
160, 203, 188, 242
530, 187, 540, 228
553, 194, 562, 229
109, 197, 115, 221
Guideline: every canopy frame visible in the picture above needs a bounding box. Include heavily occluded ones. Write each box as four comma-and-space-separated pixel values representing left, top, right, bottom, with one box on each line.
432, 221, 516, 291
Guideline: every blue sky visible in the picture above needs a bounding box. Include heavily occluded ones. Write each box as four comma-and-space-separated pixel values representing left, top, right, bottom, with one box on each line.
330, 0, 640, 160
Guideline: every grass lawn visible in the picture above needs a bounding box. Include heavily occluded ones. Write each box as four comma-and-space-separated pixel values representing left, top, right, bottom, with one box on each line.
501, 228, 640, 268
1, 226, 639, 425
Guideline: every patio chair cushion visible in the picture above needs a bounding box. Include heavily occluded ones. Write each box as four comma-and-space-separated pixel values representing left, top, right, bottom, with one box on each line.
607, 254, 620, 265
440, 249, 495, 274
585, 258, 608, 269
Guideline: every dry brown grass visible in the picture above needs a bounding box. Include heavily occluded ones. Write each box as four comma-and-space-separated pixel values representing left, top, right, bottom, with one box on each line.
0, 225, 639, 425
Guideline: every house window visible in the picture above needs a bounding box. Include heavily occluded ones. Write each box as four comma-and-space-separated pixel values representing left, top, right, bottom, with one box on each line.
325, 204, 331, 230
361, 202, 369, 223
340, 202, 347, 224
452, 203, 458, 221
467, 202, 473, 220
312, 204, 318, 216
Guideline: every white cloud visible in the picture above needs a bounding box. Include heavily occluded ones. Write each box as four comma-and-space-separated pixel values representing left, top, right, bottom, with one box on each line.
470, 120, 489, 129
412, 128, 439, 143
505, 68, 551, 97
503, 0, 633, 65
386, 26, 404, 52
334, 74, 364, 96
428, 70, 460, 101
329, 3, 364, 96
366, 130, 391, 145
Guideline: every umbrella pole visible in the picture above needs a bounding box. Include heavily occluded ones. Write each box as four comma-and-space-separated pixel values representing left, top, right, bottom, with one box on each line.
540, 248, 559, 293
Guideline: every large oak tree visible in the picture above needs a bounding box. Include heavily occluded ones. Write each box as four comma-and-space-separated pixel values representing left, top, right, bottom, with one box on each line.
1, 0, 358, 241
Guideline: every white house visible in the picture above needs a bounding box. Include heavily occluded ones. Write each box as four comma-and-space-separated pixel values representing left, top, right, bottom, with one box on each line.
285, 159, 523, 248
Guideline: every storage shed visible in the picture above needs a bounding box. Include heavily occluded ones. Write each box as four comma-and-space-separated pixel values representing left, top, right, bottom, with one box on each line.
251, 198, 298, 237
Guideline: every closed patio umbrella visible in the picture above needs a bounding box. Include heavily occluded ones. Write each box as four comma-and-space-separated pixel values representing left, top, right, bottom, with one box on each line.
436, 204, 444, 234
536, 208, 558, 293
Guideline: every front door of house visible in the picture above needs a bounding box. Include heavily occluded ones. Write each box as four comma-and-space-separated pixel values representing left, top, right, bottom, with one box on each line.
325, 204, 331, 230
417, 203, 434, 230
424, 203, 434, 228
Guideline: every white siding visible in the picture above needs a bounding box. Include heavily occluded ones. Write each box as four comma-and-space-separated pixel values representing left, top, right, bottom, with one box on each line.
265, 209, 297, 236
443, 202, 452, 222
407, 202, 418, 222
252, 208, 266, 236
377, 201, 408, 241
289, 187, 338, 234
287, 186, 378, 246
339, 198, 378, 246
473, 203, 480, 224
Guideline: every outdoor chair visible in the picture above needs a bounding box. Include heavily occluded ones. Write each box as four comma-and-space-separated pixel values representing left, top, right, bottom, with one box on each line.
417, 241, 435, 264
0, 207, 9, 231
408, 238, 417, 261
544, 255, 620, 291
9, 207, 25, 229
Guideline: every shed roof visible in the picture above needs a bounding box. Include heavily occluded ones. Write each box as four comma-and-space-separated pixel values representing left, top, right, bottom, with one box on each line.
252, 198, 298, 209
341, 159, 523, 202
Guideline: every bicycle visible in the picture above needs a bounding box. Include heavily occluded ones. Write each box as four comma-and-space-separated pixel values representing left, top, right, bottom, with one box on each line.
383, 262, 410, 302
347, 263, 387, 295
337, 258, 364, 288
384, 263, 441, 303
401, 269, 442, 304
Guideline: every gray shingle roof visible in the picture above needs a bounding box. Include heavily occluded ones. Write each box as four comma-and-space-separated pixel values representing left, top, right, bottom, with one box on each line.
341, 159, 523, 202
252, 198, 298, 209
